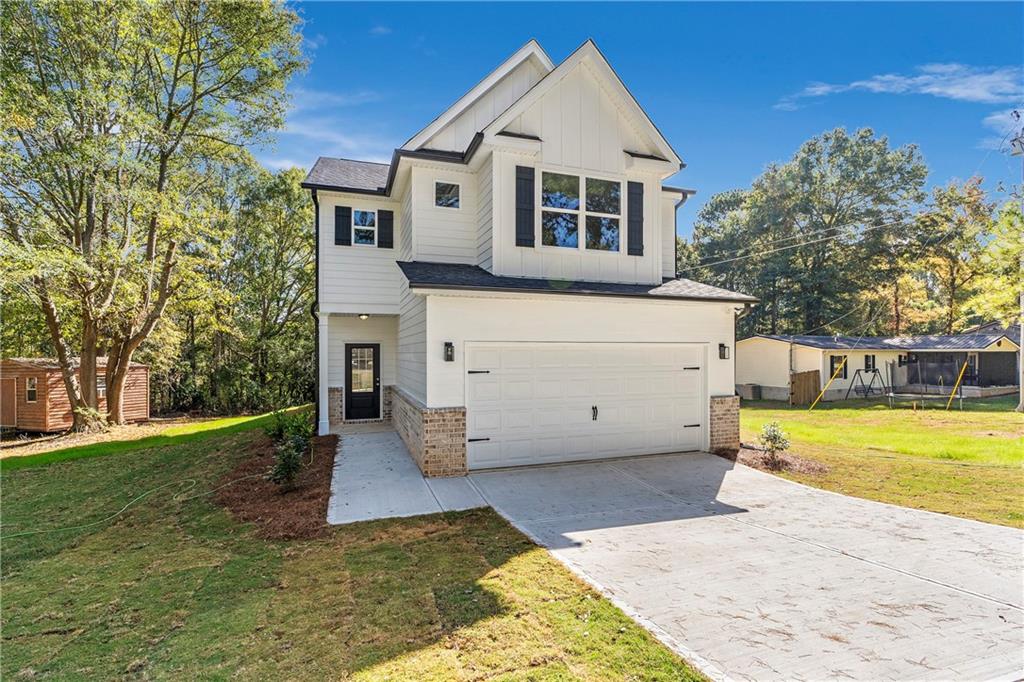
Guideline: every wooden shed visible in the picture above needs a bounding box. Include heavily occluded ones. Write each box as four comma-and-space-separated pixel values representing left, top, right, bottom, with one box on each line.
0, 358, 150, 432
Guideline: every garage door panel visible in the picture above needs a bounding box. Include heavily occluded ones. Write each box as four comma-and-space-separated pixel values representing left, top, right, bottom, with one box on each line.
467, 343, 705, 470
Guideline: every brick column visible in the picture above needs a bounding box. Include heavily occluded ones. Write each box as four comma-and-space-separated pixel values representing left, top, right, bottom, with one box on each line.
392, 387, 466, 477
709, 395, 740, 455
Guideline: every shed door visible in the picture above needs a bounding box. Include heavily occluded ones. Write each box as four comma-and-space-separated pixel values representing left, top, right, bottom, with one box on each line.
1, 378, 15, 427
465, 342, 705, 470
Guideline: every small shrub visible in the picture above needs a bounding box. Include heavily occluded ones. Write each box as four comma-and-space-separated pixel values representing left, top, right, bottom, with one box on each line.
757, 421, 790, 471
264, 409, 313, 444
270, 434, 306, 487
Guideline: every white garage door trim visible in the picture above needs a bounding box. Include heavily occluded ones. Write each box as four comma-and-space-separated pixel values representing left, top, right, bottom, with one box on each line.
464, 341, 708, 470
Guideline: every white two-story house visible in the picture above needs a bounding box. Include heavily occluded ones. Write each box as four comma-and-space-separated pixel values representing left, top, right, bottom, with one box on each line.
303, 39, 756, 476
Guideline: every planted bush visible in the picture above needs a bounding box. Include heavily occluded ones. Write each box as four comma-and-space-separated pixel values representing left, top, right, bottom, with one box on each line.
269, 434, 306, 487
264, 410, 314, 488
757, 421, 790, 471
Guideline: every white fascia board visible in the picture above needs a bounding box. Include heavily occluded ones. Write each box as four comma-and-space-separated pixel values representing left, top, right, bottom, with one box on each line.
483, 133, 543, 154
402, 40, 554, 151
320, 302, 399, 315
483, 40, 682, 168
624, 152, 679, 175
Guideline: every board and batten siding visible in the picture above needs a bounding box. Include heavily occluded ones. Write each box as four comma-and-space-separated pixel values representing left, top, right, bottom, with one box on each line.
420, 58, 546, 152
396, 278, 427, 403
476, 154, 494, 270
409, 165, 478, 265
424, 293, 738, 408
318, 191, 403, 314
500, 60, 661, 171
327, 315, 398, 387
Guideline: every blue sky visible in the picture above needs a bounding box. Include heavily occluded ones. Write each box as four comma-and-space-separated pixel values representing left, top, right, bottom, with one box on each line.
261, 2, 1024, 237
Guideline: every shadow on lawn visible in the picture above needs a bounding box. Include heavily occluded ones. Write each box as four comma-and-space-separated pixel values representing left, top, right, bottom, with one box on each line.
0, 410, 292, 471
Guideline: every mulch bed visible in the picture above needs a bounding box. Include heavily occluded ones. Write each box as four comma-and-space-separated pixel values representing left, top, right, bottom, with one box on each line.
719, 445, 830, 476
214, 433, 338, 540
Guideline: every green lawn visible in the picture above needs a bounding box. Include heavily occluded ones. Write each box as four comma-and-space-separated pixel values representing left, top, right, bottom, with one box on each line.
1, 423, 703, 680
741, 396, 1024, 528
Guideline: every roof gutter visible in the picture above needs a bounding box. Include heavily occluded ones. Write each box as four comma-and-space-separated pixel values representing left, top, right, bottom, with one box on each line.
407, 282, 757, 304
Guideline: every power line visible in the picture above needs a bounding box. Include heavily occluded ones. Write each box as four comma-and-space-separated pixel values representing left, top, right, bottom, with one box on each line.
679, 218, 907, 273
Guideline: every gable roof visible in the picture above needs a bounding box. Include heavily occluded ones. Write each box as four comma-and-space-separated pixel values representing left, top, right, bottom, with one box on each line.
748, 333, 1019, 352
402, 39, 554, 151
397, 261, 757, 303
482, 40, 682, 168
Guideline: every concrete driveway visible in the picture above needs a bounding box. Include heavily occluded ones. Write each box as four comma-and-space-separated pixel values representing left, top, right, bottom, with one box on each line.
469, 453, 1024, 681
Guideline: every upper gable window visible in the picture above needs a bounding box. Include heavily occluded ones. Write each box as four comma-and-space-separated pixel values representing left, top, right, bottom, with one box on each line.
434, 182, 460, 209
352, 210, 376, 246
541, 172, 620, 251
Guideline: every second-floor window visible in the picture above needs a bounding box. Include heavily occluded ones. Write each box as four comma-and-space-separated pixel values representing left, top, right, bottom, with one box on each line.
435, 182, 460, 208
541, 172, 621, 252
352, 210, 376, 246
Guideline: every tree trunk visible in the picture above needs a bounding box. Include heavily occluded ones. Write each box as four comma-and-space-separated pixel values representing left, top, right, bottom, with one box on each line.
38, 285, 90, 431
892, 280, 902, 336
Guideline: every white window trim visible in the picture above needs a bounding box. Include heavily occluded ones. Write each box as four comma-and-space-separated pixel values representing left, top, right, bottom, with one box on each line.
536, 169, 623, 254
434, 181, 461, 210
26, 377, 38, 403
351, 209, 377, 247
97, 375, 107, 399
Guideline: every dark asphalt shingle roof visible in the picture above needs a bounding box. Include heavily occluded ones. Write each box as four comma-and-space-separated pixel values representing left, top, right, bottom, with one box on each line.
753, 333, 1018, 352
397, 261, 758, 303
303, 157, 390, 192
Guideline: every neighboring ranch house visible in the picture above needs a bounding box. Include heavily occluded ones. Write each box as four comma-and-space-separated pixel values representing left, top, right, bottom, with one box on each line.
303, 39, 757, 476
0, 358, 150, 432
736, 331, 1021, 403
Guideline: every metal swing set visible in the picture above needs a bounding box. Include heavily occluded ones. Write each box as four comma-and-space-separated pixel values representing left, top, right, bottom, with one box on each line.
809, 354, 968, 411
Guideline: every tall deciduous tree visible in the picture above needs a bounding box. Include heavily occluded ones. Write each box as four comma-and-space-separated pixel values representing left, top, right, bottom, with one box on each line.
918, 178, 994, 333
690, 128, 928, 336
1, 0, 303, 428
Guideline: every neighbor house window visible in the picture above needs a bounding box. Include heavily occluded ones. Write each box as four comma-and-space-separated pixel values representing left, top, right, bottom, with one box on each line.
352, 210, 376, 245
541, 172, 621, 251
434, 182, 460, 208
26, 377, 37, 403
97, 376, 107, 399
897, 354, 907, 367
864, 354, 876, 371
829, 355, 848, 380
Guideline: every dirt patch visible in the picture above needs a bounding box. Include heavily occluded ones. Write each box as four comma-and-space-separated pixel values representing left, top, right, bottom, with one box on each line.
214, 434, 338, 540
729, 445, 830, 476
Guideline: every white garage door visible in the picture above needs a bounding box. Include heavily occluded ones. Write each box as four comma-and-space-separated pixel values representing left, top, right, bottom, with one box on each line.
465, 342, 705, 470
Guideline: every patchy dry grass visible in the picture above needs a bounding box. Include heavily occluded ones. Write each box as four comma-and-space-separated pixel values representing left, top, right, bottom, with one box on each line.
1, 425, 703, 680
741, 396, 1024, 528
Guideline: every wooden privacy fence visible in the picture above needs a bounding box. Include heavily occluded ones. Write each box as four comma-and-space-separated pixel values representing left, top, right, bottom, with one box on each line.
790, 370, 820, 405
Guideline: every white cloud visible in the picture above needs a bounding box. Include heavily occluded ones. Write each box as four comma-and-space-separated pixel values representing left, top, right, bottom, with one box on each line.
303, 33, 327, 52
369, 25, 392, 36
978, 108, 1023, 151
775, 63, 1023, 111
289, 87, 381, 112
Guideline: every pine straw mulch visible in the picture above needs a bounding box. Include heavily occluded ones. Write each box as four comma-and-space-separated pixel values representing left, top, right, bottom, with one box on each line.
720, 444, 831, 476
214, 433, 338, 541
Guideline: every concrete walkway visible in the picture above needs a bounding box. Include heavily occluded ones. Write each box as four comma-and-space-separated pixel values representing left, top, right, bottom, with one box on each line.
470, 453, 1024, 682
326, 425, 484, 525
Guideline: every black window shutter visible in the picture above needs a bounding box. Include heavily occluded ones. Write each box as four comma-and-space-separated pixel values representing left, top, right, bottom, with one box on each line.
515, 166, 535, 247
377, 210, 394, 248
627, 181, 643, 256
335, 206, 351, 246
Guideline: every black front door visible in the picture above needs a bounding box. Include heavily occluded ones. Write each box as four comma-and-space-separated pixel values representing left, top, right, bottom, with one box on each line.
345, 343, 380, 420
